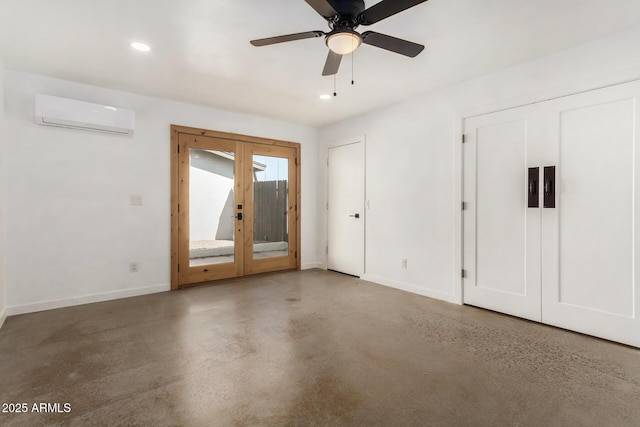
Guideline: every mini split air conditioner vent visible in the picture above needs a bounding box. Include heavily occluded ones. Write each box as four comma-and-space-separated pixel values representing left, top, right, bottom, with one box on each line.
35, 94, 135, 135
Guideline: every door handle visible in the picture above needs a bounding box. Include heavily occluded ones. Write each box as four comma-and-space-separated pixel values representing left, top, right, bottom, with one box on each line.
349, 213, 360, 218
528, 167, 539, 208
543, 166, 556, 208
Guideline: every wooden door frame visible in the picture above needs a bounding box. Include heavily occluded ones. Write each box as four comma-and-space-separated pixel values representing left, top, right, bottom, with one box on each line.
170, 124, 301, 290
243, 142, 299, 276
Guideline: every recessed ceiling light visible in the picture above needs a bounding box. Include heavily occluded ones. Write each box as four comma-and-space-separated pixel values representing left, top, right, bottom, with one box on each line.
130, 42, 151, 52
319, 94, 332, 100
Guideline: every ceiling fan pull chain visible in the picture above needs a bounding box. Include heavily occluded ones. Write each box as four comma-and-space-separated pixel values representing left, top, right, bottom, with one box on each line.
334, 74, 337, 97
352, 50, 355, 85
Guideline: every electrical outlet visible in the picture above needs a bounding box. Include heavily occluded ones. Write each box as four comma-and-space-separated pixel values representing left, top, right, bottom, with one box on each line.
401, 259, 408, 269
130, 262, 139, 273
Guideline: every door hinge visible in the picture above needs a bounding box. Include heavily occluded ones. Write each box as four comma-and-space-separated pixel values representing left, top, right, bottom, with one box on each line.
295, 157, 298, 166
462, 134, 466, 143
177, 204, 180, 213
461, 269, 467, 278
295, 251, 298, 258
177, 144, 180, 153
295, 204, 298, 212
462, 201, 468, 211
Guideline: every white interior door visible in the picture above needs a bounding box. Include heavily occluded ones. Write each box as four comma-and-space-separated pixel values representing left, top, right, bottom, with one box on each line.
328, 142, 365, 276
541, 81, 640, 347
464, 80, 640, 347
463, 106, 542, 321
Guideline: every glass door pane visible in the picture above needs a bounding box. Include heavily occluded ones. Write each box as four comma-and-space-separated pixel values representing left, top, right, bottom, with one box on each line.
178, 133, 243, 286
244, 144, 297, 275
189, 148, 236, 266
252, 155, 289, 260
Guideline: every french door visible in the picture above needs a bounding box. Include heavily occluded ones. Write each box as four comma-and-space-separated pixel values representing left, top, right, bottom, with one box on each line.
171, 126, 300, 288
463, 80, 640, 347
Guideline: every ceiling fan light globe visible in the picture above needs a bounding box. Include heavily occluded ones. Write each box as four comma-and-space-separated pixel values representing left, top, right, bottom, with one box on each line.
327, 32, 361, 55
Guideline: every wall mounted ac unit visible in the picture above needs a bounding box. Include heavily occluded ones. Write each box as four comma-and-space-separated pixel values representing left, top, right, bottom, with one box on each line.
35, 94, 135, 135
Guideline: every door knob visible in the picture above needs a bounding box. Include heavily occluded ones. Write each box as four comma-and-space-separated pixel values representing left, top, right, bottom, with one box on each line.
349, 213, 360, 218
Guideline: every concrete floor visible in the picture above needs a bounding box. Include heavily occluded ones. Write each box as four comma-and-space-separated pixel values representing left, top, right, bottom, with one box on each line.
1, 269, 639, 426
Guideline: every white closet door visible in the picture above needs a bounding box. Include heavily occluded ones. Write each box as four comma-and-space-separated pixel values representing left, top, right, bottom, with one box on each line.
328, 142, 365, 276
463, 106, 543, 322
542, 81, 640, 347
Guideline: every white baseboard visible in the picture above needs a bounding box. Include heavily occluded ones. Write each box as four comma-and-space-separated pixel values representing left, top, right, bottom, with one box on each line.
6, 283, 170, 317
0, 306, 6, 330
360, 274, 459, 305
301, 262, 324, 270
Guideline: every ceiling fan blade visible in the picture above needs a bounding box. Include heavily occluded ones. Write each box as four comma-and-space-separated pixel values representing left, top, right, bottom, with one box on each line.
322, 50, 342, 76
361, 31, 425, 57
304, 0, 339, 19
250, 31, 324, 47
358, 0, 428, 25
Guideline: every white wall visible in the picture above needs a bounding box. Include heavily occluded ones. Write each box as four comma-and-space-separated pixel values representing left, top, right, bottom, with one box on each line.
4, 70, 319, 314
319, 26, 640, 304
0, 59, 7, 327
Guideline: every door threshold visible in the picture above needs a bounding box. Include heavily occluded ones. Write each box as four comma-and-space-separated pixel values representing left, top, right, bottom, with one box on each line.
177, 268, 300, 289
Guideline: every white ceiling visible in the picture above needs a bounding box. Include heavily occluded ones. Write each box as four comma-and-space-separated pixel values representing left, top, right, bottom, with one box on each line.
1, 0, 639, 127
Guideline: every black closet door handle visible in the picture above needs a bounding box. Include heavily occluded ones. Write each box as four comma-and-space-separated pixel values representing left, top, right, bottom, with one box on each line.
543, 166, 556, 208
528, 167, 539, 208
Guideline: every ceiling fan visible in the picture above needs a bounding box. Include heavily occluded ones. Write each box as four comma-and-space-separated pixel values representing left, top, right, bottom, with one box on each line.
250, 0, 428, 76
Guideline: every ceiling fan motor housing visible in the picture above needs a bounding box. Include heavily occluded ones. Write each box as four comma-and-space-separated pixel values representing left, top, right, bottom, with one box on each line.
330, 0, 366, 26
